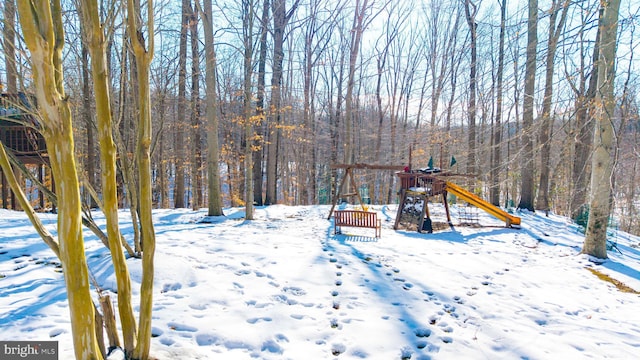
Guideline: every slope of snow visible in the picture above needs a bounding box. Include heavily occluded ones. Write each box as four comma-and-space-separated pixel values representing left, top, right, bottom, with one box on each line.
1, 204, 639, 359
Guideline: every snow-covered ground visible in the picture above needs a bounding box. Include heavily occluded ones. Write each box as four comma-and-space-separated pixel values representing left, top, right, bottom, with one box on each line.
1, 204, 639, 359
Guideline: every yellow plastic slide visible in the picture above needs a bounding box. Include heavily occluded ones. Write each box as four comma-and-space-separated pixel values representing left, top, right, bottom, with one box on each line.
445, 181, 521, 227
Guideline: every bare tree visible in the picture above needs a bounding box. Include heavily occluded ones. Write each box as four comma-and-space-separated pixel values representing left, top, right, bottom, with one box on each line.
189, 0, 203, 210
127, 0, 157, 356
16, 1, 102, 357
253, 0, 270, 207
518, 0, 538, 211
490, 0, 507, 206
197, 0, 224, 216
536, 0, 570, 212
569, 3, 601, 220
265, 0, 300, 205
174, 0, 189, 208
77, 0, 139, 354
465, 0, 478, 180
344, 0, 374, 165
242, 0, 256, 217
583, 0, 621, 259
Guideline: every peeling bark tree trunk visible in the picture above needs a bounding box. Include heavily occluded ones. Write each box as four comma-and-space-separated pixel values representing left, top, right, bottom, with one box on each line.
16, 1, 102, 358
583, 0, 621, 260
78, 0, 138, 354
127, 0, 157, 357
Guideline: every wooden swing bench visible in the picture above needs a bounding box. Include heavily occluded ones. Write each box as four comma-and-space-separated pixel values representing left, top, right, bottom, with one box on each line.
334, 210, 382, 238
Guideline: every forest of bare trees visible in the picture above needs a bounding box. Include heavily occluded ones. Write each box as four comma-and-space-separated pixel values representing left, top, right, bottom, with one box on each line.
1, 0, 638, 230
0, 0, 638, 226
0, 0, 638, 358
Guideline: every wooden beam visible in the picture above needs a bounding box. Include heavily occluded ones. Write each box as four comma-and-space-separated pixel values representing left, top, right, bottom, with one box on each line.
330, 163, 405, 171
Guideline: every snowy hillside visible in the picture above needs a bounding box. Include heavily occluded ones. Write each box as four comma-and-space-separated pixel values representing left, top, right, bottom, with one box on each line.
1, 204, 639, 359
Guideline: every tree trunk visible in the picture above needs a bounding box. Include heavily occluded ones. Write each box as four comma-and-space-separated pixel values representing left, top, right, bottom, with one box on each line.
81, 40, 98, 208
3, 0, 16, 91
243, 0, 255, 218
490, 0, 506, 206
4, 0, 22, 211
518, 0, 538, 211
197, 0, 224, 216
465, 0, 478, 181
127, 0, 157, 357
16, 1, 102, 358
253, 0, 270, 207
174, 0, 189, 208
344, 0, 369, 165
78, 0, 138, 354
266, 0, 283, 205
571, 7, 602, 221
265, 0, 299, 205
582, 0, 621, 260
189, 2, 202, 210
536, 0, 570, 212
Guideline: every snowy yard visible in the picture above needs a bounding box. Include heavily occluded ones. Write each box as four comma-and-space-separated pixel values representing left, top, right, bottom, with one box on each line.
1, 204, 639, 359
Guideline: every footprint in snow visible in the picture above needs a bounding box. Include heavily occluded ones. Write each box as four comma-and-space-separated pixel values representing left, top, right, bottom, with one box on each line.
161, 283, 182, 293
283, 286, 306, 296
441, 336, 453, 343
438, 322, 454, 333
195, 333, 220, 346
400, 346, 413, 360
415, 328, 432, 338
167, 322, 197, 332
189, 303, 207, 310
331, 343, 346, 356
247, 317, 273, 324
261, 339, 284, 354
48, 328, 66, 338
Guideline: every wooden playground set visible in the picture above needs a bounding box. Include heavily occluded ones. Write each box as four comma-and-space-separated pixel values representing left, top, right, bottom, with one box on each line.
328, 163, 521, 237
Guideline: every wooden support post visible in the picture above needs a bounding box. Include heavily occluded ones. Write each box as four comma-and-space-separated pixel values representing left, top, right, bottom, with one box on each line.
38, 164, 44, 210
1, 169, 6, 209
442, 191, 452, 225
328, 168, 351, 219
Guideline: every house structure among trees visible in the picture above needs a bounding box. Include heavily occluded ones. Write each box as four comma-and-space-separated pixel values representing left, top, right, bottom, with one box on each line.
0, 92, 51, 210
